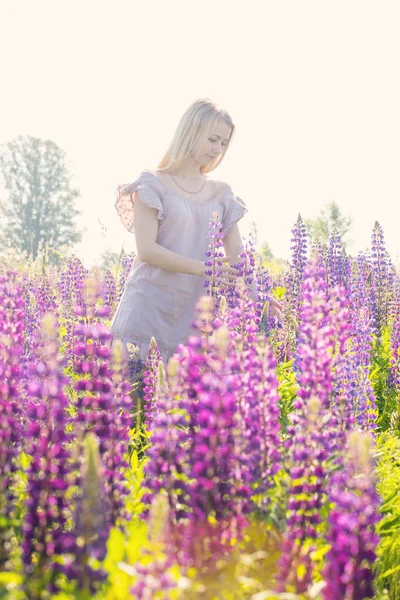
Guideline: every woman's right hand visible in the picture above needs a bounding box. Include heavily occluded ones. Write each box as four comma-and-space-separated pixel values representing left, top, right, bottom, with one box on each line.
197, 256, 240, 288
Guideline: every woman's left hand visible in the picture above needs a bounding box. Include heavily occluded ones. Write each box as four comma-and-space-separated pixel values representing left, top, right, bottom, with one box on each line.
267, 295, 284, 323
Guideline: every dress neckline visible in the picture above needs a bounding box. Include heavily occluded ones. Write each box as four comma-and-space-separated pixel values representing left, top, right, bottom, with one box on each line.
143, 169, 229, 205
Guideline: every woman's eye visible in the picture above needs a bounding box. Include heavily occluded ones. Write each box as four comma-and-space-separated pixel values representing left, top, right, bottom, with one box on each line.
209, 138, 228, 146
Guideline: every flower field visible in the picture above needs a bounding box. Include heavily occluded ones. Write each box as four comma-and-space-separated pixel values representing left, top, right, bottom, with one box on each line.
1, 216, 400, 599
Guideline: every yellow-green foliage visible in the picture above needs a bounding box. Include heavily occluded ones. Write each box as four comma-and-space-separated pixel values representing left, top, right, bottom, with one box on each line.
375, 433, 400, 599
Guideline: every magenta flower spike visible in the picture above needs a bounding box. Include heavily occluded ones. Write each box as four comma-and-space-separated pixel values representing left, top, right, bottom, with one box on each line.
322, 431, 380, 600
0, 271, 26, 566
22, 314, 74, 597
142, 337, 162, 427
284, 214, 308, 324
370, 221, 393, 337
72, 279, 132, 527
277, 261, 352, 593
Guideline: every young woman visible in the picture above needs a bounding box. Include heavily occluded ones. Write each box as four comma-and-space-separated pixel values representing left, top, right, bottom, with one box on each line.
111, 98, 282, 371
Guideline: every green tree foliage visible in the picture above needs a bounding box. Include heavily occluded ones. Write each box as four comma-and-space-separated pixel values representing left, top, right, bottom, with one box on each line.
100, 247, 124, 270
305, 200, 353, 247
0, 136, 82, 261
260, 241, 274, 261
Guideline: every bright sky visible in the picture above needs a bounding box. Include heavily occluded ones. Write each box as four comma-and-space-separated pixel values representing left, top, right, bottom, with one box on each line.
1, 0, 399, 266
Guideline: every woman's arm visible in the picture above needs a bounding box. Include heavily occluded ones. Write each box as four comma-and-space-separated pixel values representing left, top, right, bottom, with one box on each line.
134, 196, 239, 285
134, 195, 204, 275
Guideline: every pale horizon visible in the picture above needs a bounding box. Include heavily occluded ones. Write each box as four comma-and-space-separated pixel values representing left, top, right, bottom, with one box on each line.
1, 0, 399, 267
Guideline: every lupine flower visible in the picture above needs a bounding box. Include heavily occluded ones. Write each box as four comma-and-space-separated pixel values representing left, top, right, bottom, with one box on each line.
370, 221, 392, 337
102, 269, 117, 311
327, 229, 348, 289
294, 262, 335, 411
0, 271, 25, 566
389, 274, 400, 389
72, 279, 132, 527
343, 260, 378, 430
22, 314, 74, 597
204, 212, 230, 311
277, 262, 351, 593
235, 335, 282, 508
142, 337, 162, 427
59, 255, 89, 367
143, 357, 191, 524
276, 396, 331, 594
130, 556, 178, 600
322, 431, 380, 600
342, 308, 377, 432
284, 214, 308, 325
144, 297, 252, 570
63, 433, 109, 594
117, 250, 136, 302
255, 263, 272, 305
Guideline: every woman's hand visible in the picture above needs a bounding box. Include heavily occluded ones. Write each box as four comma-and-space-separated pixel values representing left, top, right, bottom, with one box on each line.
267, 295, 284, 323
197, 256, 240, 288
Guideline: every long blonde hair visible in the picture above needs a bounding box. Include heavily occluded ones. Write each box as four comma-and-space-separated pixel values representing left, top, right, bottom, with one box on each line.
156, 98, 235, 175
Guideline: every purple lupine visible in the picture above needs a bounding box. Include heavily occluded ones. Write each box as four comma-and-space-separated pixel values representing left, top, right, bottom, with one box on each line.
325, 286, 355, 442
143, 356, 191, 524
31, 273, 60, 321
255, 263, 272, 306
204, 211, 228, 309
177, 328, 251, 568
21, 271, 41, 358
144, 301, 252, 569
344, 260, 378, 430
284, 214, 308, 335
277, 262, 348, 593
73, 329, 132, 526
349, 308, 377, 431
63, 433, 109, 594
389, 274, 400, 389
294, 262, 335, 410
327, 229, 348, 289
59, 254, 88, 366
349, 255, 371, 332
235, 335, 282, 508
72, 284, 132, 527
22, 314, 74, 597
370, 221, 392, 337
276, 396, 330, 594
102, 269, 117, 311
61, 254, 88, 307
322, 431, 380, 600
116, 250, 136, 303
130, 557, 177, 599
142, 337, 162, 427
0, 271, 25, 566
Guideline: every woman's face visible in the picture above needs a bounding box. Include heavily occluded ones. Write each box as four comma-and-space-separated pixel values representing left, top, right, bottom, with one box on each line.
196, 119, 233, 167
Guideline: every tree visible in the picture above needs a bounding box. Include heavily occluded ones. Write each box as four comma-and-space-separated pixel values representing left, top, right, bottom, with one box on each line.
99, 248, 123, 270
0, 136, 82, 261
260, 241, 274, 262
305, 200, 353, 247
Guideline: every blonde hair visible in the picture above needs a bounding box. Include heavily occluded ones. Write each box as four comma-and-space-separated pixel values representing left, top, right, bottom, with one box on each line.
156, 98, 235, 175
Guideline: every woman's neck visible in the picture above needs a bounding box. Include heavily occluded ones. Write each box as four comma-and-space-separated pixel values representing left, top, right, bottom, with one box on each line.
169, 165, 204, 179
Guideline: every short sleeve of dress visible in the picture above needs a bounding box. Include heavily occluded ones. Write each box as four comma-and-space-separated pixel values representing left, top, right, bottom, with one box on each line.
221, 185, 248, 237
115, 171, 164, 233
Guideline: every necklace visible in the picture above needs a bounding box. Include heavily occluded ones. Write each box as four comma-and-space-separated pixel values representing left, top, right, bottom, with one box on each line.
170, 172, 207, 194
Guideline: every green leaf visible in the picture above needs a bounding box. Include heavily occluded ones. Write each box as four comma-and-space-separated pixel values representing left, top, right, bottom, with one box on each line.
378, 515, 400, 534
379, 564, 400, 578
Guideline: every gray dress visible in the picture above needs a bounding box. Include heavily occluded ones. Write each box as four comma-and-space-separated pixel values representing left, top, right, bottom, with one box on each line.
110, 169, 248, 364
